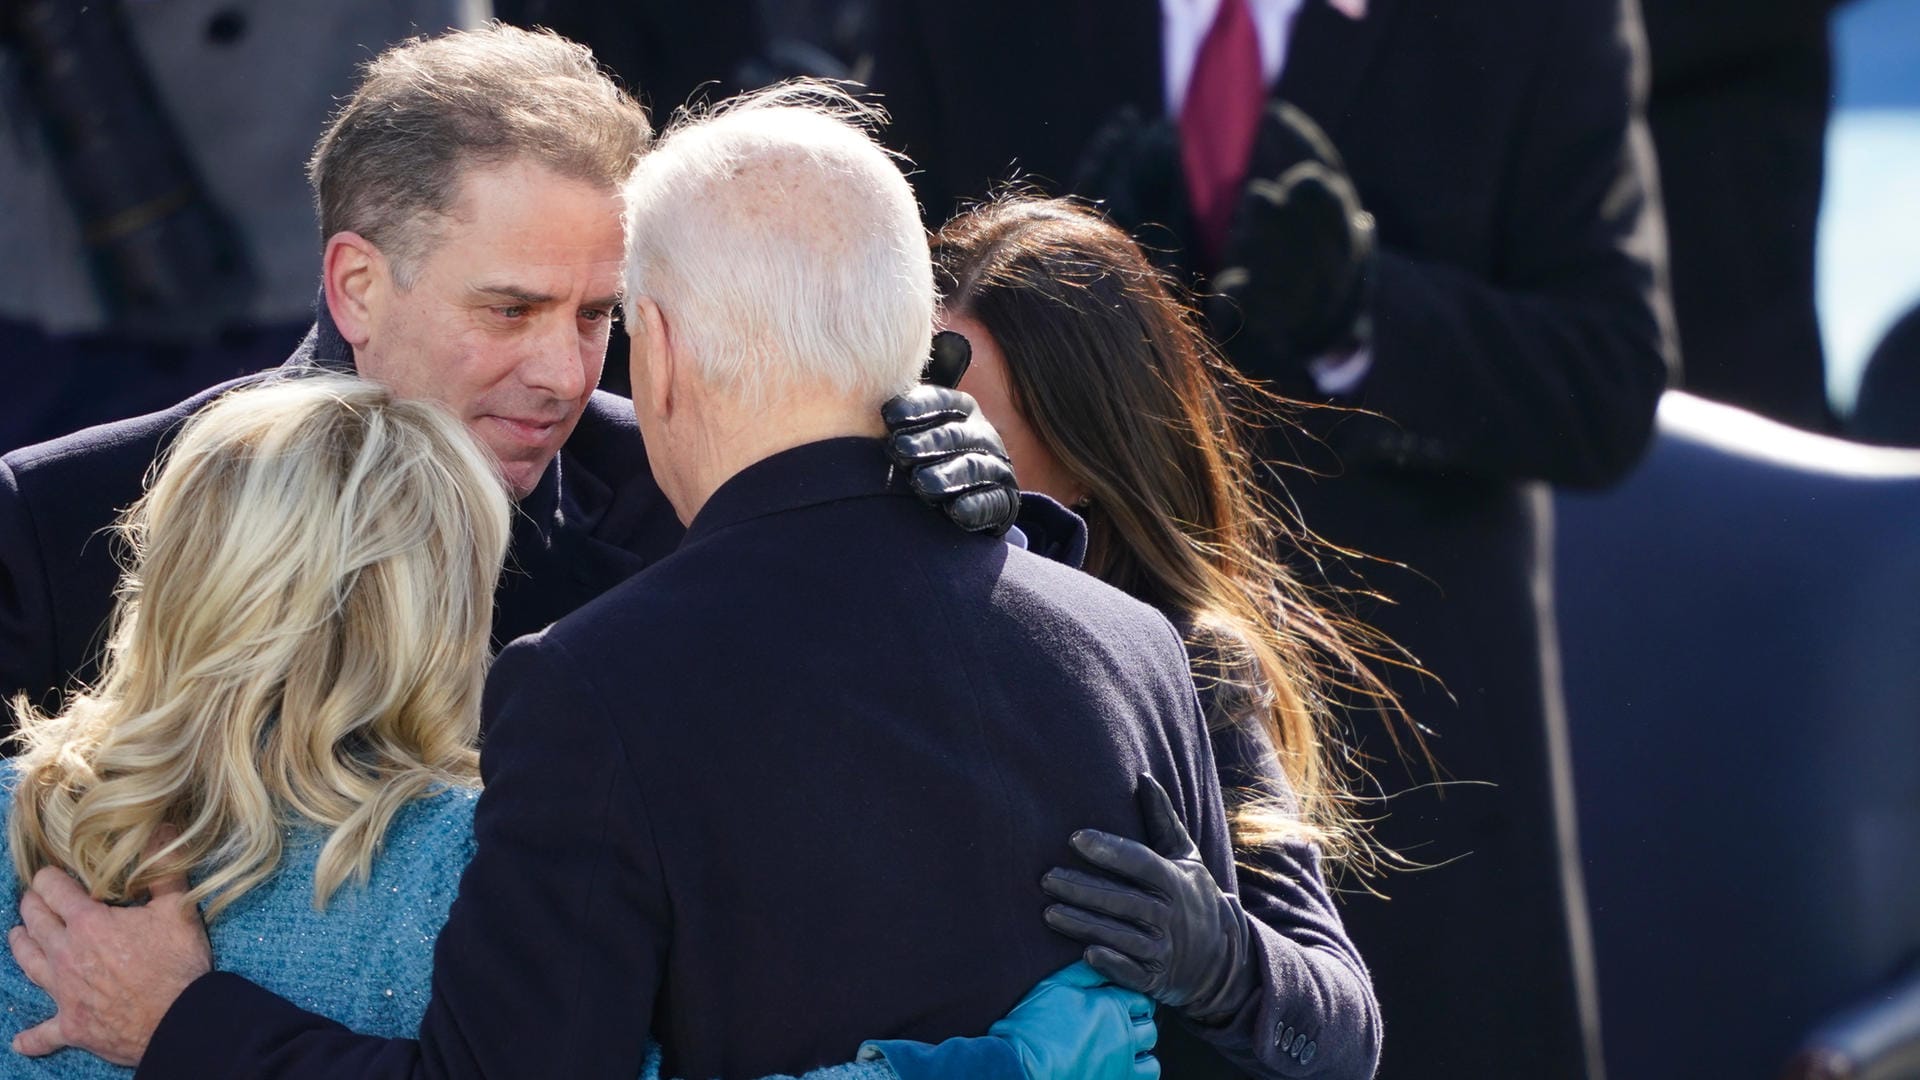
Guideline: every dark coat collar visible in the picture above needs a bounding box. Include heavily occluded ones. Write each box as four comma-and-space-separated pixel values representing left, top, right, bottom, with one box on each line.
279, 295, 355, 374
1015, 492, 1089, 570
682, 437, 909, 547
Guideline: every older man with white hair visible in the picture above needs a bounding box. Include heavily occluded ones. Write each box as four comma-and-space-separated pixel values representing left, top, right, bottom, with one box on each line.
3, 85, 1233, 1080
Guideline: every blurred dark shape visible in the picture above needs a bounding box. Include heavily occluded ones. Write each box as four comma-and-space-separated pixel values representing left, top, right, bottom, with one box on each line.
1784, 966, 1920, 1080
7, 0, 255, 342
1069, 106, 1192, 269
0, 2, 472, 454
1207, 103, 1375, 373
1847, 300, 1920, 447
1557, 392, 1920, 1080
491, 0, 764, 120
1641, 0, 1850, 431
922, 329, 971, 389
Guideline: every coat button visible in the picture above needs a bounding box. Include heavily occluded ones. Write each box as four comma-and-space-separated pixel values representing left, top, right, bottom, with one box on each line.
1301, 1039, 1317, 1064
1279, 1024, 1295, 1049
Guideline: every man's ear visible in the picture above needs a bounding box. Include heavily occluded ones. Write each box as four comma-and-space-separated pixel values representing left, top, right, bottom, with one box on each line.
627, 296, 676, 421
322, 232, 388, 349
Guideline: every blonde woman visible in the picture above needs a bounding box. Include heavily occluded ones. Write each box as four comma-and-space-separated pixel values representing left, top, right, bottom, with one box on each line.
0, 376, 1152, 1080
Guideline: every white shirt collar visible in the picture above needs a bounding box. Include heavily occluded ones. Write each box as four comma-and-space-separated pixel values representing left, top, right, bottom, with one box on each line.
1160, 0, 1307, 115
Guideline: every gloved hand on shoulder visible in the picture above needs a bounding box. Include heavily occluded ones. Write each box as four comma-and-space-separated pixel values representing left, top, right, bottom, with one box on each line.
882, 330, 1020, 536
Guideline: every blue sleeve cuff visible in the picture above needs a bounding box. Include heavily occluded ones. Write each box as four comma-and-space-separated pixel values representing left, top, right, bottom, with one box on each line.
857, 1035, 1024, 1080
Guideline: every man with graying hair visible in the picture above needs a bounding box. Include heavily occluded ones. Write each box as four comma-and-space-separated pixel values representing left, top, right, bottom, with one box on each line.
0, 23, 1016, 732
6, 83, 1237, 1079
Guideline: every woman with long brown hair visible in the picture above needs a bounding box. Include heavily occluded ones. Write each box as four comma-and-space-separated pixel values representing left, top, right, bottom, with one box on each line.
933, 195, 1401, 1079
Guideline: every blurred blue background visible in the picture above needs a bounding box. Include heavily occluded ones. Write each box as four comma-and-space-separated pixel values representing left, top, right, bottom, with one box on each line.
1820, 0, 1920, 415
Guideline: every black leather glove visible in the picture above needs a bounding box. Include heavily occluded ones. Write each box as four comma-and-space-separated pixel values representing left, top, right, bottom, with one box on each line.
1042, 775, 1257, 1024
1069, 106, 1195, 280
883, 331, 1020, 536
1208, 102, 1376, 381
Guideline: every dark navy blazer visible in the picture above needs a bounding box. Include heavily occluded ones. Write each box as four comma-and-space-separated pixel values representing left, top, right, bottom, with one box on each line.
0, 313, 684, 728
136, 437, 1236, 1080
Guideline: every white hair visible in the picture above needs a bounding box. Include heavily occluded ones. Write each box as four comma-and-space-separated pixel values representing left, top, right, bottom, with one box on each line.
621, 82, 933, 407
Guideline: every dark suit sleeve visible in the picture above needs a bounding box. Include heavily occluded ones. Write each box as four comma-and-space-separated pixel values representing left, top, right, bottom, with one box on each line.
1351, 0, 1674, 489
137, 635, 670, 1079
1182, 717, 1382, 1078
0, 458, 58, 732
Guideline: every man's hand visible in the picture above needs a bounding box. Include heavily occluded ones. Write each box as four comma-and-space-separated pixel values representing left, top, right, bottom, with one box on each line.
1070, 105, 1194, 280
1208, 102, 1376, 379
7, 865, 211, 1066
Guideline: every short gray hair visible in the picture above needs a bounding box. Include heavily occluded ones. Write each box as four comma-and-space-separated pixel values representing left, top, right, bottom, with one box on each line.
308, 23, 651, 283
621, 82, 933, 407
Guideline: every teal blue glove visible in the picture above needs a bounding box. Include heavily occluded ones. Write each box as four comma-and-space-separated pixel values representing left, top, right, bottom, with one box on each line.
859, 961, 1159, 1080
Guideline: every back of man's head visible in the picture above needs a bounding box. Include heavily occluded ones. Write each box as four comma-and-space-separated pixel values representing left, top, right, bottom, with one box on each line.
622, 83, 933, 410
309, 23, 650, 284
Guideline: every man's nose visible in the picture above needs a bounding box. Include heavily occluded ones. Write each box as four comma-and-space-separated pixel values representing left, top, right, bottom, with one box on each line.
518, 315, 592, 400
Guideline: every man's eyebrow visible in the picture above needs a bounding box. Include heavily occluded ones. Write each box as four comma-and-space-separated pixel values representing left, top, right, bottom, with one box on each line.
470, 284, 555, 305
469, 285, 623, 309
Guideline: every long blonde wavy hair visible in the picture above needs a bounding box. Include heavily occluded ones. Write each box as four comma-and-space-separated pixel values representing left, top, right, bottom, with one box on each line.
8, 375, 511, 917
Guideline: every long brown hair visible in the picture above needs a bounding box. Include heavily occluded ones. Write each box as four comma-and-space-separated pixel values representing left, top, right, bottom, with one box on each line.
934, 195, 1409, 870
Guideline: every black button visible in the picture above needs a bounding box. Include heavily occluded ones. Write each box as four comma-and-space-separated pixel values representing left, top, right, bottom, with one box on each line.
1301, 1039, 1317, 1064
206, 10, 247, 45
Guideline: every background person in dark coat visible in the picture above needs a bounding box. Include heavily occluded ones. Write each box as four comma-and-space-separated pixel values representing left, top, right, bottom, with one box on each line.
0, 0, 478, 451
0, 24, 1016, 734
863, 2, 1675, 1076
9, 83, 1241, 1080
1640, 0, 1849, 431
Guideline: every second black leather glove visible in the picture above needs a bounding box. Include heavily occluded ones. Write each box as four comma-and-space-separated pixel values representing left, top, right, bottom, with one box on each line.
1208, 102, 1376, 381
1042, 775, 1257, 1024
882, 383, 1020, 537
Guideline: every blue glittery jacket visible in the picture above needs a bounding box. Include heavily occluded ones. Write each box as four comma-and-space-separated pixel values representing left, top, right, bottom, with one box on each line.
0, 773, 895, 1080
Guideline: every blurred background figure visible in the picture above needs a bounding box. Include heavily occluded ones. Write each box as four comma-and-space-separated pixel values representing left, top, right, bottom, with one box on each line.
1850, 299, 1920, 446
863, 2, 1674, 1077
1556, 3, 1920, 1077
1639, 0, 1844, 432
1640, 0, 1920, 438
0, 0, 480, 452
1825, 0, 1920, 439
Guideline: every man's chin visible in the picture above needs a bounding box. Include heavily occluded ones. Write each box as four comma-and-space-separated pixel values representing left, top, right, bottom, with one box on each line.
496, 454, 554, 500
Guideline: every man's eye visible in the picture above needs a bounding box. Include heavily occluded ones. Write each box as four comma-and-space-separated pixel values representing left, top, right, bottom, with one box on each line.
580, 307, 614, 324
